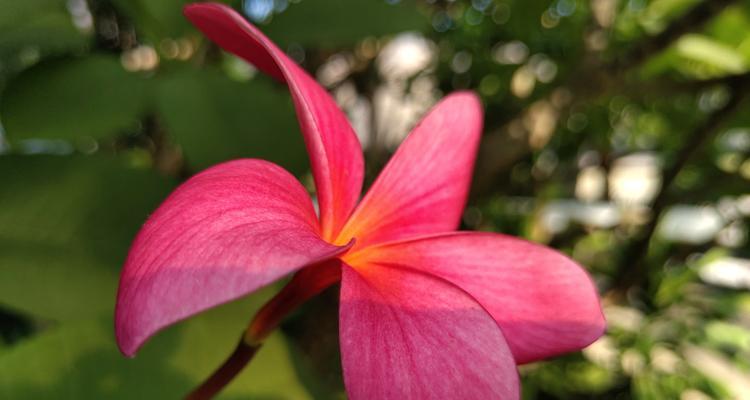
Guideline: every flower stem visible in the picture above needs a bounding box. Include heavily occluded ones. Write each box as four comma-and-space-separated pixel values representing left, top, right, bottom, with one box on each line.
184, 337, 260, 400
184, 261, 341, 399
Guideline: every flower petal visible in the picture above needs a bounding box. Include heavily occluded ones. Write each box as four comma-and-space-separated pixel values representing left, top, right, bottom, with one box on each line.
115, 159, 350, 356
339, 263, 519, 400
184, 3, 364, 240
355, 232, 606, 364
336, 92, 482, 248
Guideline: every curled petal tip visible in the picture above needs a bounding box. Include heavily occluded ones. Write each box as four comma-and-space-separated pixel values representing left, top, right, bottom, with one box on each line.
183, 0, 364, 240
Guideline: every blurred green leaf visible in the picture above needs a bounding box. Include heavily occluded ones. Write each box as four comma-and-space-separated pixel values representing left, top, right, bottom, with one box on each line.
706, 5, 750, 49
156, 67, 308, 172
0, 0, 87, 61
704, 321, 750, 352
1, 56, 147, 141
638, 0, 700, 34
263, 0, 428, 47
643, 33, 749, 80
0, 292, 312, 399
103, 0, 426, 47
0, 155, 172, 321
110, 0, 209, 41
675, 34, 747, 74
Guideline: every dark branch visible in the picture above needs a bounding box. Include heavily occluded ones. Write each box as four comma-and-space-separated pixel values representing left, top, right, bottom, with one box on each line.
473, 0, 738, 199
608, 73, 750, 299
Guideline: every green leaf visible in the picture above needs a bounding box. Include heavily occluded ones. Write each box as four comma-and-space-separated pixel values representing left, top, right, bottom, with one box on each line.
109, 0, 426, 46
110, 0, 199, 42
0, 155, 172, 321
263, 0, 428, 47
675, 34, 748, 74
705, 321, 750, 352
156, 67, 308, 173
0, 292, 312, 399
1, 56, 147, 141
642, 33, 750, 80
0, 0, 87, 60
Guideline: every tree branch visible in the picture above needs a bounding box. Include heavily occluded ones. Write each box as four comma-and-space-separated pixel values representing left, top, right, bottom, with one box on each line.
608, 73, 750, 299
472, 0, 737, 199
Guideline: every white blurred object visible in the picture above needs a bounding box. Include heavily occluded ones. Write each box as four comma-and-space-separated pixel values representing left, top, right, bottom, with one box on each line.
373, 84, 417, 148
680, 390, 713, 400
658, 205, 724, 244
121, 45, 160, 71
591, 0, 617, 28
583, 336, 619, 370
372, 33, 438, 149
529, 54, 557, 83
716, 221, 747, 248
650, 346, 681, 374
699, 257, 750, 289
67, 0, 94, 32
738, 194, 750, 215
609, 152, 662, 206
604, 305, 645, 332
317, 53, 352, 87
621, 349, 646, 376
377, 33, 435, 81
492, 40, 529, 65
683, 345, 750, 400
334, 82, 372, 149
576, 166, 607, 201
540, 200, 620, 233
510, 65, 535, 98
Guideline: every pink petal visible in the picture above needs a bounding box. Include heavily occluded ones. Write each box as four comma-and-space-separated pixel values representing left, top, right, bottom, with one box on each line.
184, 3, 364, 240
115, 159, 350, 356
336, 92, 482, 248
339, 263, 519, 400
356, 232, 606, 364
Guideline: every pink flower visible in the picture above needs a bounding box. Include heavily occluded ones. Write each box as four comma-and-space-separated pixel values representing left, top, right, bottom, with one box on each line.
115, 3, 605, 399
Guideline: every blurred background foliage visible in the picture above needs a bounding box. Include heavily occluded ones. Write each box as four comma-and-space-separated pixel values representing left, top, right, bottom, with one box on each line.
1, 0, 749, 398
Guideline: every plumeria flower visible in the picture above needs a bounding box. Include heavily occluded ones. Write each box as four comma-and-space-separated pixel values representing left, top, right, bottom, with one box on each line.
115, 3, 605, 399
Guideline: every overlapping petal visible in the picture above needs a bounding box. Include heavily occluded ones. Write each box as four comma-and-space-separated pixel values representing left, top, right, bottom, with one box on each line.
339, 263, 518, 400
335, 92, 482, 248
353, 232, 606, 364
115, 159, 350, 356
184, 3, 364, 240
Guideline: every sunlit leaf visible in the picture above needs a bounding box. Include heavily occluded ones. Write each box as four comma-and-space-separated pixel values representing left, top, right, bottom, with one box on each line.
675, 34, 747, 74
705, 320, 750, 352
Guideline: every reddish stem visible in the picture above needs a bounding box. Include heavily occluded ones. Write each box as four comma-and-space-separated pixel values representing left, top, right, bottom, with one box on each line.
184, 261, 341, 400
184, 338, 260, 400
246, 260, 341, 344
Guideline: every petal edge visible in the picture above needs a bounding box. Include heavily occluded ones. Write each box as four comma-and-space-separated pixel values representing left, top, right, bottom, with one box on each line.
184, 3, 364, 239
337, 92, 482, 248
354, 231, 606, 364
115, 159, 349, 356
339, 262, 519, 399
